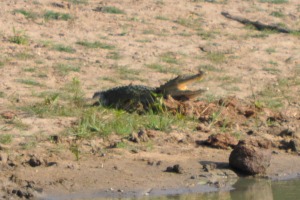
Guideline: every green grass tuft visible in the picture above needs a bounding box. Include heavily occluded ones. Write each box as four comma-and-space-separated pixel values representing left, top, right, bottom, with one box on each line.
9, 28, 29, 45
160, 52, 180, 65
54, 63, 80, 75
68, 0, 88, 4
76, 41, 115, 49
99, 6, 125, 14
270, 11, 285, 18
14, 9, 38, 19
44, 11, 72, 21
53, 44, 76, 53
260, 0, 288, 3
207, 52, 226, 64
0, 134, 13, 144
106, 51, 122, 60
17, 79, 43, 86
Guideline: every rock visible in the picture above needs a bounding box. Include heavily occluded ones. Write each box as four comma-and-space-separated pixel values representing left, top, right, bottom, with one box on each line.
290, 139, 300, 152
229, 139, 271, 175
244, 109, 255, 118
204, 133, 238, 149
280, 139, 300, 152
279, 129, 295, 137
165, 164, 183, 174
27, 155, 43, 167
12, 189, 33, 199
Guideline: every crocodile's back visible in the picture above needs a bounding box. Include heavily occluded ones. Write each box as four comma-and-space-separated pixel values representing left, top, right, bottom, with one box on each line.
93, 85, 156, 111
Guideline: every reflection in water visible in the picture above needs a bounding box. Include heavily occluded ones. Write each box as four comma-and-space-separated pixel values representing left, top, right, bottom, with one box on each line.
137, 178, 300, 200
230, 178, 273, 200
47, 178, 300, 200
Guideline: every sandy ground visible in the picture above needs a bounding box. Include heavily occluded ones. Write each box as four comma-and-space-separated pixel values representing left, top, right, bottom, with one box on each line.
0, 0, 300, 199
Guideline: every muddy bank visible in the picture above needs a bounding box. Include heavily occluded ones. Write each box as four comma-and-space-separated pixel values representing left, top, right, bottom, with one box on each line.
1, 97, 300, 199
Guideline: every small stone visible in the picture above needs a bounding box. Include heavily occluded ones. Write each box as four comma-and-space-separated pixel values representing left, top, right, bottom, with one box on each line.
28, 155, 43, 167
289, 139, 300, 152
165, 164, 183, 174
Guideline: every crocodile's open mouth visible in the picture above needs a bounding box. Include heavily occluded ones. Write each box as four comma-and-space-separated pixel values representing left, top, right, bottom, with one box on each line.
157, 71, 206, 100
175, 71, 205, 91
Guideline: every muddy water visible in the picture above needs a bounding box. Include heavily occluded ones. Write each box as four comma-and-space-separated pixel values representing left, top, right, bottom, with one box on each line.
45, 178, 300, 200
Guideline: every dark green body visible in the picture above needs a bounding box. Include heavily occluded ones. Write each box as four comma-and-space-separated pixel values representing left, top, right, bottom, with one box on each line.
93, 85, 158, 111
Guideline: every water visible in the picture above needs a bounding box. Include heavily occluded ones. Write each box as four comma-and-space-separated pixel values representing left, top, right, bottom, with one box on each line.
45, 178, 300, 200
141, 178, 300, 200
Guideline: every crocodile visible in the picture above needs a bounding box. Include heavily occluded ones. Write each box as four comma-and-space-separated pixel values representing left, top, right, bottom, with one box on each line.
92, 71, 206, 111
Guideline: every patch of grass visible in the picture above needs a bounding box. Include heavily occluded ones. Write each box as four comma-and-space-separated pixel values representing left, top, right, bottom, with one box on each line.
291, 31, 300, 37
71, 107, 193, 139
269, 60, 278, 66
270, 11, 285, 18
256, 84, 286, 109
175, 17, 202, 30
197, 29, 217, 40
10, 119, 31, 130
146, 63, 168, 73
0, 61, 4, 68
53, 44, 76, 53
44, 11, 72, 21
39, 40, 54, 47
17, 79, 43, 86
260, 0, 288, 3
13, 9, 38, 19
76, 41, 115, 49
207, 52, 226, 64
0, 91, 5, 98
68, 0, 88, 4
70, 144, 80, 161
54, 63, 80, 75
218, 75, 241, 84
15, 52, 35, 60
265, 48, 276, 54
198, 64, 219, 72
106, 51, 122, 60
146, 63, 181, 74
160, 52, 180, 65
99, 6, 125, 14
178, 32, 193, 37
114, 65, 142, 81
22, 78, 84, 117
0, 134, 12, 144
23, 67, 36, 72
263, 67, 281, 74
9, 28, 29, 45
136, 39, 151, 43
98, 77, 118, 83
143, 29, 156, 35
20, 139, 37, 150
156, 15, 169, 20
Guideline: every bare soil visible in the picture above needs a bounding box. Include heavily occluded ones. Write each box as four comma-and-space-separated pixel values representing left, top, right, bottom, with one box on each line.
0, 0, 300, 199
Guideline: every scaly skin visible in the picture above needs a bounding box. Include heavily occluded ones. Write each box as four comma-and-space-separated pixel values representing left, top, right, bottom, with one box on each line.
92, 71, 206, 111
